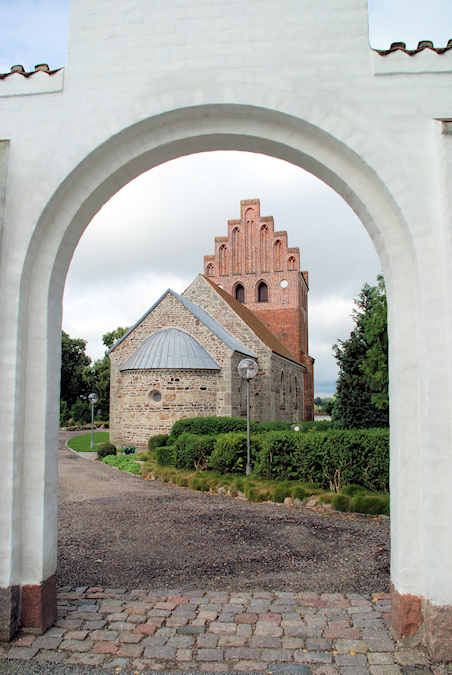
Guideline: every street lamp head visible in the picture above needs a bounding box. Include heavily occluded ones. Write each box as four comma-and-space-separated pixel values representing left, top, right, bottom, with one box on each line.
238, 358, 259, 380
88, 393, 98, 404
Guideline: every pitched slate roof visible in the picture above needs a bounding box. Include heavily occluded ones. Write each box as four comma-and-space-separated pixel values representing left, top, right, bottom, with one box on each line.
119, 328, 221, 371
201, 276, 302, 365
107, 289, 256, 359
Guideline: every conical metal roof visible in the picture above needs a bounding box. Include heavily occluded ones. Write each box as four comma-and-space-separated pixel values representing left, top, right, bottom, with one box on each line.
119, 328, 221, 371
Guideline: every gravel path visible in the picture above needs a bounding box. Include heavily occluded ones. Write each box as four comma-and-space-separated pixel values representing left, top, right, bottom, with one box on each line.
58, 432, 390, 594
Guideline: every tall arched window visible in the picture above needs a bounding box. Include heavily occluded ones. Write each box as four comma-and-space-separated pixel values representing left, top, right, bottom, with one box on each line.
245, 208, 255, 273
274, 240, 283, 270
280, 371, 285, 409
294, 376, 298, 409
235, 284, 245, 303
219, 244, 227, 276
260, 225, 269, 271
258, 281, 268, 302
232, 227, 241, 274
288, 256, 296, 270
206, 263, 214, 276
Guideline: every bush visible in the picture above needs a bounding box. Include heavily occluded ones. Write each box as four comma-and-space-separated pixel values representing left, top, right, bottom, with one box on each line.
170, 416, 258, 440
173, 433, 216, 470
155, 445, 175, 466
300, 421, 333, 433
70, 398, 91, 425
60, 400, 70, 427
255, 428, 389, 492
349, 494, 389, 515
147, 434, 169, 451
96, 442, 117, 459
331, 494, 351, 511
209, 433, 262, 474
255, 421, 293, 433
341, 484, 366, 497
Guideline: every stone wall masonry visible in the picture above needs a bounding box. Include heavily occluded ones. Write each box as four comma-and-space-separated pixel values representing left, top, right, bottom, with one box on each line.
270, 354, 306, 423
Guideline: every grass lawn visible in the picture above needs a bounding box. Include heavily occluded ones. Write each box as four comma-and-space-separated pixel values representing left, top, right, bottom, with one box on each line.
67, 432, 110, 452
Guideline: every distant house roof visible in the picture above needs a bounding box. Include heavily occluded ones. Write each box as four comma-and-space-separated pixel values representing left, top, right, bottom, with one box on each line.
202, 276, 302, 365
119, 328, 221, 371
108, 289, 257, 359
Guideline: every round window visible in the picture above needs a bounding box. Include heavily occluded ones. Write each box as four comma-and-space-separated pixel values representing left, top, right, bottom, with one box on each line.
280, 279, 289, 289
148, 389, 163, 406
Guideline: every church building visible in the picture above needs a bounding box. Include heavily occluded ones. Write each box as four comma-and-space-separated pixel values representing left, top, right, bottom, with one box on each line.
108, 200, 314, 447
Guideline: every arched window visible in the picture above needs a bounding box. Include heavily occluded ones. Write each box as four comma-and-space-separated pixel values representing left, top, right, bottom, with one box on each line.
288, 256, 296, 270
235, 283, 245, 303
245, 208, 255, 273
294, 377, 298, 409
219, 244, 227, 276
232, 227, 241, 274
258, 281, 268, 302
280, 371, 285, 409
206, 263, 214, 276
274, 240, 283, 271
260, 225, 269, 271
240, 377, 247, 415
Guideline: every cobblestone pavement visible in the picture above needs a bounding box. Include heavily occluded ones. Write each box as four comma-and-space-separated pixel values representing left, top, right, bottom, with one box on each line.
0, 586, 437, 674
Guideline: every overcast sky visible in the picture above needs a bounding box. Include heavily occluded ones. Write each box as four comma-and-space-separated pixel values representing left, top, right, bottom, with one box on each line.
2, 1, 451, 397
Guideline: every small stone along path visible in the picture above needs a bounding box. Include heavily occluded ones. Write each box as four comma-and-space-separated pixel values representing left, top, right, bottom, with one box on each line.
0, 586, 438, 674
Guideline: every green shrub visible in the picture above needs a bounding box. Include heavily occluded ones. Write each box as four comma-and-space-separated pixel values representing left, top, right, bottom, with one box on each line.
141, 460, 154, 478
147, 434, 169, 451
255, 428, 389, 492
102, 455, 140, 474
209, 433, 262, 474
96, 442, 117, 459
341, 484, 366, 497
169, 416, 258, 440
271, 486, 292, 503
155, 445, 175, 466
331, 494, 351, 511
301, 421, 333, 433
173, 433, 216, 470
255, 421, 293, 433
349, 494, 389, 515
291, 486, 307, 500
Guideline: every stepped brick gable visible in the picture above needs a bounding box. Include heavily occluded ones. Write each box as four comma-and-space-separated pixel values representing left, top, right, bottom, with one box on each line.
204, 199, 314, 419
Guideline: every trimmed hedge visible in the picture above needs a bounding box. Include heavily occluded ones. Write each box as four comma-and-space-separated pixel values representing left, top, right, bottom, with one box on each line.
102, 455, 141, 474
173, 433, 217, 470
96, 442, 117, 459
255, 421, 293, 433
155, 445, 175, 466
169, 416, 258, 439
209, 433, 263, 474
300, 421, 333, 433
147, 434, 169, 451
255, 428, 389, 492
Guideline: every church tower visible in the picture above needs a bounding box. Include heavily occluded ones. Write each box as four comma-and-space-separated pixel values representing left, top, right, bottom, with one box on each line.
204, 199, 314, 420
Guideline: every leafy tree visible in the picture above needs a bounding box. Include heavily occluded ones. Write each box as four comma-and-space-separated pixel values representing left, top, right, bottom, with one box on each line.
60, 331, 91, 407
331, 280, 389, 430
360, 275, 388, 410
102, 326, 130, 350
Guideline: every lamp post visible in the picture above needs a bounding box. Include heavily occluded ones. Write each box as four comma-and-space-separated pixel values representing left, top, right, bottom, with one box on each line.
88, 393, 98, 449
237, 358, 259, 475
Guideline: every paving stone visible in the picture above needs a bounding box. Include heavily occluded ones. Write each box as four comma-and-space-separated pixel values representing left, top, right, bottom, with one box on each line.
117, 643, 145, 657
266, 665, 310, 674
236, 612, 259, 623
368, 654, 395, 665
335, 639, 370, 654
284, 626, 321, 638
142, 635, 168, 646
400, 667, 432, 675
6, 647, 39, 660
143, 645, 177, 659
324, 628, 361, 639
92, 641, 118, 654
366, 639, 395, 653
43, 627, 66, 638
91, 629, 119, 641
66, 653, 107, 666
59, 639, 94, 652
176, 648, 193, 661
199, 663, 229, 672
32, 636, 63, 650
226, 648, 261, 660
104, 588, 127, 594
335, 655, 368, 666
218, 613, 236, 622
394, 653, 429, 666
103, 657, 131, 669
218, 635, 247, 647
64, 630, 88, 640
197, 648, 225, 661
237, 624, 253, 637
199, 634, 220, 647
82, 620, 107, 629
307, 638, 333, 651
133, 623, 158, 636
339, 667, 370, 675
167, 617, 189, 627
223, 604, 243, 614
178, 624, 206, 634
255, 625, 283, 637
167, 635, 195, 647
282, 638, 305, 649
260, 613, 282, 624
261, 648, 292, 662
208, 622, 237, 635
231, 660, 268, 671
13, 636, 36, 647
107, 621, 131, 631
55, 618, 83, 628
119, 631, 144, 643
294, 651, 333, 663
305, 615, 327, 626
353, 619, 384, 629
34, 650, 69, 663
106, 612, 128, 622
369, 667, 402, 675
252, 636, 282, 648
